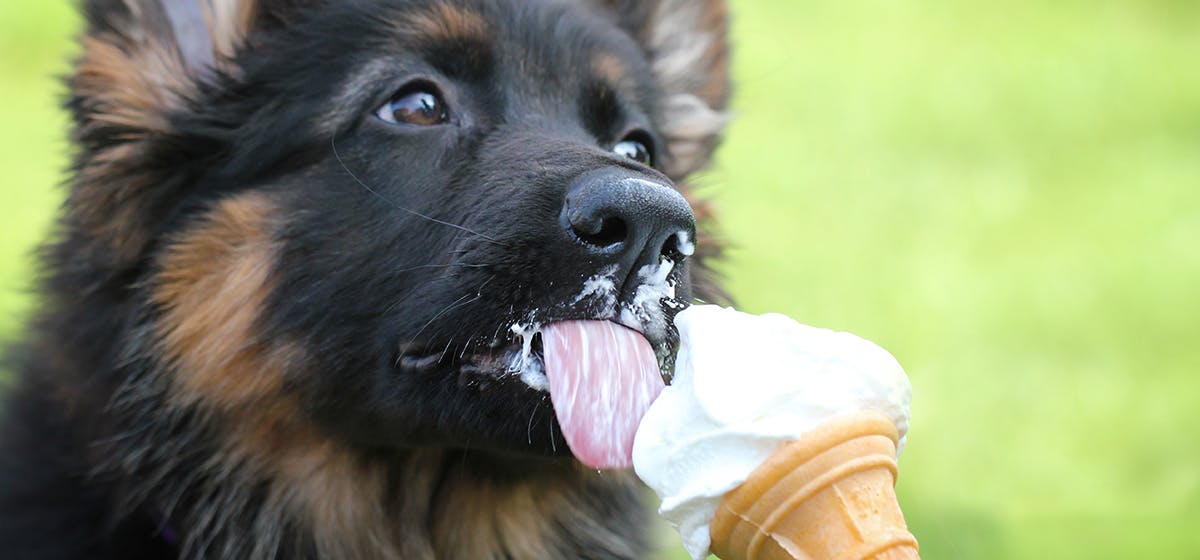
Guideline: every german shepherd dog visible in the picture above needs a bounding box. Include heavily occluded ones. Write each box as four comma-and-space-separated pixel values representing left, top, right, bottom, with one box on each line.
0, 0, 729, 557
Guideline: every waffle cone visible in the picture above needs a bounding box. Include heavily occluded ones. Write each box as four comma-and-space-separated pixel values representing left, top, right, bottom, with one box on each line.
708, 411, 919, 560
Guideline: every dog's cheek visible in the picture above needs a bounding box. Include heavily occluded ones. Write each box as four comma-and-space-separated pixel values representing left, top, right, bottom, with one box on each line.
147, 191, 404, 555
150, 192, 296, 412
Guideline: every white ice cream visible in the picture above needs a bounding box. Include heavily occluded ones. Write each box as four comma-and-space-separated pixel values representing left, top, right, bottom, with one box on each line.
632, 305, 912, 560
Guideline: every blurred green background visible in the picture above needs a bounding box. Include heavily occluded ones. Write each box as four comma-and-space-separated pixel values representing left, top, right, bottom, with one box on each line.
2, 1, 1198, 558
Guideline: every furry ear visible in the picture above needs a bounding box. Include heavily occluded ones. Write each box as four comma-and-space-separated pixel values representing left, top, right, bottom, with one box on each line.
164, 0, 254, 73
186, 0, 322, 69
83, 0, 310, 75
67, 0, 307, 273
585, 0, 731, 180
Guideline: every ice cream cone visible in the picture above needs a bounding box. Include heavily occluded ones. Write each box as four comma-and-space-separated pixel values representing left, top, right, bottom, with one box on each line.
708, 411, 919, 560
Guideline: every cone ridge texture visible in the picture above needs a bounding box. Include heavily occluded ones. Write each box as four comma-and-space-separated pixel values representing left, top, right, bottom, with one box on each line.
709, 411, 919, 560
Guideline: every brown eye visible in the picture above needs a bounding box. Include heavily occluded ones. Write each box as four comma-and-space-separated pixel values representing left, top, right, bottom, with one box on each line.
376, 88, 448, 126
613, 136, 653, 166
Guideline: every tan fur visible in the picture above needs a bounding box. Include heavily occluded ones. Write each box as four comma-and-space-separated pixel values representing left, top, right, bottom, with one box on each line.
74, 0, 256, 131
592, 51, 630, 87
407, 3, 490, 43
205, 0, 259, 64
151, 193, 404, 557
71, 35, 194, 262
66, 3, 729, 557
593, 0, 730, 180
75, 36, 188, 135
150, 193, 633, 559
70, 143, 163, 266
660, 93, 729, 179
431, 468, 645, 559
647, 0, 730, 179
645, 0, 729, 108
220, 416, 640, 559
220, 409, 405, 559
153, 193, 287, 410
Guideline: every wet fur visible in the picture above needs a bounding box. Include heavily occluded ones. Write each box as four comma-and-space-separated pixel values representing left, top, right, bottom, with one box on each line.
0, 0, 729, 558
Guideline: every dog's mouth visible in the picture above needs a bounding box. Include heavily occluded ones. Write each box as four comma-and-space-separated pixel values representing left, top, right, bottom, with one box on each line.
394, 299, 686, 389
395, 253, 689, 387
501, 311, 684, 393
392, 255, 689, 468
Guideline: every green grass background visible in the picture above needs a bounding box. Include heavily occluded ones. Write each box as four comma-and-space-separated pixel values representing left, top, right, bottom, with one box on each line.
2, 1, 1198, 558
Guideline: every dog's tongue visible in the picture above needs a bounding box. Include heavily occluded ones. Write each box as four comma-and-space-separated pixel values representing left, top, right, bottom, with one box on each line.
541, 320, 665, 470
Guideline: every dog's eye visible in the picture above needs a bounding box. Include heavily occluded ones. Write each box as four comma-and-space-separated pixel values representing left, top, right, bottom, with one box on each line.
376, 88, 448, 126
612, 136, 653, 167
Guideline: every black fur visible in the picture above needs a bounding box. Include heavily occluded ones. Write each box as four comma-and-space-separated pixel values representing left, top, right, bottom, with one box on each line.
1, 0, 730, 557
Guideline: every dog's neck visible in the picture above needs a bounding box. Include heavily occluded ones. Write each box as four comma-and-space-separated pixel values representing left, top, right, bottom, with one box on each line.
98, 379, 651, 559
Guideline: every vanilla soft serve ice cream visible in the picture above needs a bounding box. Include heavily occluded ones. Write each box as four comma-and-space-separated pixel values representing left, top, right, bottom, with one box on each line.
632, 305, 912, 560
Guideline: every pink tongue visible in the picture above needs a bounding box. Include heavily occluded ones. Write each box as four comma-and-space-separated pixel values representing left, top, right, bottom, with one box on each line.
541, 320, 665, 470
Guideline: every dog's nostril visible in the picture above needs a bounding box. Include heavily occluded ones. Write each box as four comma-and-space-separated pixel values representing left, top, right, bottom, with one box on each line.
562, 169, 695, 264
573, 215, 628, 249
659, 230, 696, 261
660, 230, 680, 259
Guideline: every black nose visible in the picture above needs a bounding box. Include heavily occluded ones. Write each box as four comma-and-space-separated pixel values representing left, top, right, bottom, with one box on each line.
562, 168, 696, 270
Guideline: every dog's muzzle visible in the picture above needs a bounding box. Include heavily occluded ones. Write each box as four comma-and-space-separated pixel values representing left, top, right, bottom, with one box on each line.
561, 167, 696, 285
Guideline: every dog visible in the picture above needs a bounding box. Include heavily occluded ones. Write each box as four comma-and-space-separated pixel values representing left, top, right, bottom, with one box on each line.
0, 0, 729, 557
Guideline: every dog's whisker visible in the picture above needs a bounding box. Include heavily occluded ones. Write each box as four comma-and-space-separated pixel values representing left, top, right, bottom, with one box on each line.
394, 262, 494, 273
381, 271, 463, 316
408, 276, 494, 353
546, 395, 557, 453
380, 258, 502, 317
526, 400, 539, 445
331, 133, 509, 247
410, 292, 478, 343
26, 0, 735, 554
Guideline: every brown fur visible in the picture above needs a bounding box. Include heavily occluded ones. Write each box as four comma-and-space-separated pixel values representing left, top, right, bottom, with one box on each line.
640, 0, 731, 179
74, 37, 185, 135
592, 51, 630, 88
148, 192, 644, 559
0, 1, 733, 558
149, 194, 399, 556
216, 411, 400, 559
429, 467, 647, 558
211, 418, 649, 558
70, 35, 191, 265
205, 0, 260, 63
578, 0, 731, 177
153, 193, 288, 410
647, 0, 729, 109
407, 3, 490, 43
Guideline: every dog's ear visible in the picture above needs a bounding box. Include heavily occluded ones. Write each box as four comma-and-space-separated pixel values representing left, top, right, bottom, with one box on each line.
80, 0, 313, 75
585, 0, 731, 180
67, 0, 311, 273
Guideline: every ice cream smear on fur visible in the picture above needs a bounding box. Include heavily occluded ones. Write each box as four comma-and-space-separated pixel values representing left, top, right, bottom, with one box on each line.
513, 253, 687, 470
632, 305, 912, 560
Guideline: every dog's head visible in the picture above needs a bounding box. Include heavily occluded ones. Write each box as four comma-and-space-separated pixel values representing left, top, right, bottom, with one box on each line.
68, 0, 729, 466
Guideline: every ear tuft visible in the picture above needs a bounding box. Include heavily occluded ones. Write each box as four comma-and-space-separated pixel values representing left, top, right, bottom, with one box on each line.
66, 0, 275, 271
646, 0, 730, 179
588, 0, 731, 179
659, 93, 730, 181
642, 0, 730, 108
